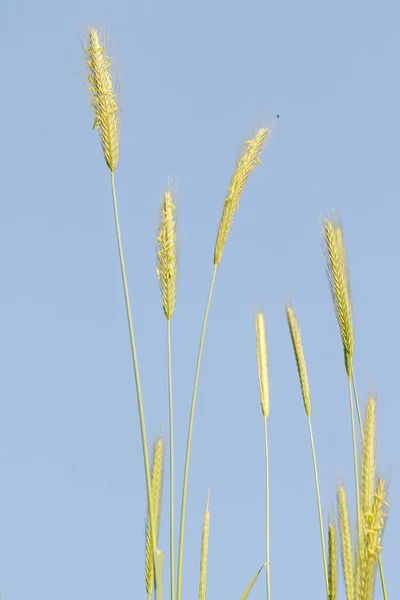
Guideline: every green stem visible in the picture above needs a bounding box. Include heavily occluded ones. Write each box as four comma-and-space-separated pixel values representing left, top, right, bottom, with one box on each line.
263, 417, 271, 600
351, 365, 388, 600
348, 376, 361, 540
167, 319, 175, 600
176, 264, 218, 600
110, 172, 159, 597
307, 417, 329, 600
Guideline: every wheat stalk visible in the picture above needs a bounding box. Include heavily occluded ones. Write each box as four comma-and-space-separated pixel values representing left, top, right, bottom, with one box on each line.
199, 492, 210, 600
85, 27, 120, 172
146, 437, 165, 600
214, 123, 275, 265
157, 185, 178, 321
328, 521, 338, 600
255, 310, 270, 419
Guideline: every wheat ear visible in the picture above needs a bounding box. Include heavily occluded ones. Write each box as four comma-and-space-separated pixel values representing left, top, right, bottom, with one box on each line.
255, 309, 271, 600
338, 486, 355, 600
286, 303, 329, 599
85, 27, 160, 600
199, 492, 210, 600
328, 521, 338, 600
177, 121, 275, 600
156, 181, 178, 600
214, 123, 275, 265
145, 437, 165, 600
85, 27, 120, 172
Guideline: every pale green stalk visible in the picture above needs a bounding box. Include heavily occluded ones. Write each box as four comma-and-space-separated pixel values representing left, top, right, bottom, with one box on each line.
307, 416, 329, 600
176, 265, 217, 600
167, 319, 175, 600
110, 172, 160, 599
263, 417, 271, 600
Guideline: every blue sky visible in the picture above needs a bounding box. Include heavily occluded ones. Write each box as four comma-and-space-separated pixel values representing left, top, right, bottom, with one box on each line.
0, 0, 398, 599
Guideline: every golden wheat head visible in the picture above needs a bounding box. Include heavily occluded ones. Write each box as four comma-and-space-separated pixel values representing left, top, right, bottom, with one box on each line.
322, 214, 354, 375
156, 184, 178, 320
286, 303, 311, 416
255, 309, 270, 418
199, 492, 210, 600
145, 436, 165, 600
328, 520, 338, 600
85, 27, 120, 172
338, 485, 355, 600
214, 123, 275, 265
356, 477, 388, 600
361, 395, 377, 518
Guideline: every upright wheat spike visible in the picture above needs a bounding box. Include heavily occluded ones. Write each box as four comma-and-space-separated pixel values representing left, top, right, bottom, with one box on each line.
84, 26, 160, 598
177, 120, 276, 600
199, 492, 210, 600
322, 215, 354, 376
85, 27, 120, 172
157, 185, 178, 320
255, 309, 271, 600
145, 437, 165, 600
156, 181, 178, 600
356, 478, 388, 600
361, 396, 376, 517
328, 521, 337, 600
338, 486, 355, 600
286, 303, 328, 599
214, 123, 275, 265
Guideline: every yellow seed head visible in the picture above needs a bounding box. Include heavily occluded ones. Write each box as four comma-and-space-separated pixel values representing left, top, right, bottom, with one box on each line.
199, 492, 210, 600
156, 186, 178, 320
145, 436, 165, 600
286, 303, 311, 416
214, 123, 275, 265
328, 521, 338, 600
255, 310, 270, 418
85, 27, 120, 172
338, 486, 355, 600
361, 395, 377, 518
356, 477, 388, 600
322, 215, 354, 375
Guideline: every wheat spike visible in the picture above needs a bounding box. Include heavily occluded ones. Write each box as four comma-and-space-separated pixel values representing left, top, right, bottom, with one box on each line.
145, 436, 165, 600
322, 215, 354, 375
338, 486, 355, 600
286, 303, 311, 416
328, 521, 338, 600
214, 123, 275, 265
356, 477, 388, 600
199, 492, 210, 600
85, 27, 120, 172
156, 185, 178, 320
255, 310, 270, 418
361, 395, 377, 518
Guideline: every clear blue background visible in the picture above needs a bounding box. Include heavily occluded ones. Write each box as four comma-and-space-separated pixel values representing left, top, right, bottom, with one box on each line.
0, 1, 398, 599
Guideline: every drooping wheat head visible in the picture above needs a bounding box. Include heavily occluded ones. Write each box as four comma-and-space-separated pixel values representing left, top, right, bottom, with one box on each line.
214, 124, 275, 265
145, 436, 165, 600
85, 27, 120, 172
322, 215, 354, 375
286, 303, 311, 416
338, 486, 355, 600
156, 185, 178, 320
328, 521, 338, 600
199, 492, 210, 600
356, 477, 388, 600
255, 309, 270, 419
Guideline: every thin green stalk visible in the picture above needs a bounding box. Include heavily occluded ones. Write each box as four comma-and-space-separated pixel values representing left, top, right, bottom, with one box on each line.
351, 365, 388, 600
307, 417, 329, 600
348, 376, 361, 540
263, 417, 271, 600
110, 172, 160, 597
167, 319, 175, 600
176, 264, 218, 600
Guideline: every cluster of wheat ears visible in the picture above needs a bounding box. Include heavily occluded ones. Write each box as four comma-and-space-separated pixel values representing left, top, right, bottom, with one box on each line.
84, 26, 389, 600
